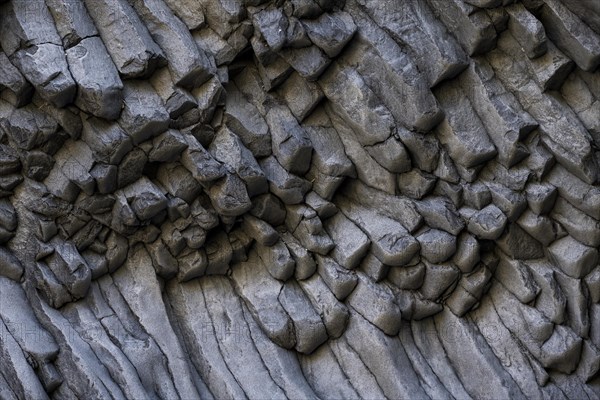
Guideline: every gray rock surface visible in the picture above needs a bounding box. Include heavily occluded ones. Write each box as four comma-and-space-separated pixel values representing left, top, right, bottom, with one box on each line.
0, 0, 599, 398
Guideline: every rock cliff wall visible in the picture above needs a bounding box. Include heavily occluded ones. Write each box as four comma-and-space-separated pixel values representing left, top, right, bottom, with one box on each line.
0, 0, 599, 398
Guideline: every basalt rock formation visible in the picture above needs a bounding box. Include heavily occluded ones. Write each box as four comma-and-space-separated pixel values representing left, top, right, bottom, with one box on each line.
0, 0, 600, 398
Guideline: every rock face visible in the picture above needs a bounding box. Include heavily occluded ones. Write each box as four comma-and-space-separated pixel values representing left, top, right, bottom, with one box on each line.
0, 0, 599, 398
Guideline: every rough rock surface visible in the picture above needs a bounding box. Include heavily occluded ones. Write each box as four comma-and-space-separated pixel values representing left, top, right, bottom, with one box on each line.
0, 0, 599, 398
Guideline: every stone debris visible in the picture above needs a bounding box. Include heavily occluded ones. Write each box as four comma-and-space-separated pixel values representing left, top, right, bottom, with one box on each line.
0, 0, 598, 397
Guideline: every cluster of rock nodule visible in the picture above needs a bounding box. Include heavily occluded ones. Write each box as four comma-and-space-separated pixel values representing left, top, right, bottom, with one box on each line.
0, 0, 600, 398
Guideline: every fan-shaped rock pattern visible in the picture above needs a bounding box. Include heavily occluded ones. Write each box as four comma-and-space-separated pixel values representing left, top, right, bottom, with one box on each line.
0, 0, 600, 398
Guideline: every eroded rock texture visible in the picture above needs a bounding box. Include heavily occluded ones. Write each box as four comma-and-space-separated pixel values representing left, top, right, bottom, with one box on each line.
0, 0, 599, 398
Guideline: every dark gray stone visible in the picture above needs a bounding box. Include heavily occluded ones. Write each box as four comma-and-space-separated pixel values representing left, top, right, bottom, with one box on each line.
548, 236, 598, 279
209, 126, 267, 196
128, 0, 215, 88
83, 0, 165, 78
260, 156, 312, 205
266, 105, 313, 175
338, 195, 420, 267
119, 81, 169, 144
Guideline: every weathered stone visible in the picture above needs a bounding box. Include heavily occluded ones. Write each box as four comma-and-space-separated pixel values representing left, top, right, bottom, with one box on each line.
223, 82, 272, 157
419, 261, 460, 301
576, 341, 600, 383
459, 264, 492, 300
528, 40, 574, 91
260, 156, 312, 205
387, 263, 425, 290
525, 182, 557, 215
83, 0, 164, 78
0, 51, 33, 107
548, 236, 598, 279
278, 72, 323, 121
425, 0, 497, 55
88, 164, 116, 195
586, 268, 600, 304
281, 231, 316, 280
53, 140, 95, 195
462, 182, 491, 210
230, 250, 295, 349
81, 117, 133, 165
0, 145, 20, 177
526, 260, 567, 324
65, 37, 122, 120
180, 133, 226, 182
162, 0, 205, 30
209, 126, 267, 196
506, 4, 547, 58
460, 60, 535, 168
279, 281, 328, 354
30, 95, 82, 139
0, 0, 77, 107
551, 197, 600, 248
119, 81, 169, 144
435, 81, 497, 169
191, 76, 224, 124
22, 150, 54, 181
44, 241, 91, 300
398, 169, 437, 200
538, 0, 600, 71
303, 110, 354, 176
0, 102, 58, 151
242, 215, 278, 246
316, 255, 358, 301
416, 229, 457, 264
286, 205, 334, 256
358, 252, 390, 282
298, 274, 349, 338
302, 11, 356, 57
320, 63, 394, 146
545, 165, 600, 220
149, 130, 188, 163
286, 16, 311, 48
250, 193, 286, 226
150, 68, 197, 119
304, 191, 337, 220
256, 55, 293, 91
351, 0, 468, 86
487, 183, 527, 222
196, 0, 244, 38
128, 0, 215, 88
347, 273, 401, 335
496, 223, 544, 260
281, 45, 330, 81
516, 209, 563, 246
123, 177, 168, 221
146, 238, 178, 278
434, 181, 463, 209
554, 271, 590, 338
0, 248, 23, 281
324, 211, 370, 270
467, 204, 507, 240
415, 196, 464, 235
490, 283, 582, 374
204, 229, 232, 275
266, 104, 313, 175
117, 148, 148, 188
194, 28, 237, 66
252, 8, 288, 52
208, 173, 252, 217
338, 195, 420, 267
496, 255, 540, 304
492, 34, 598, 184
